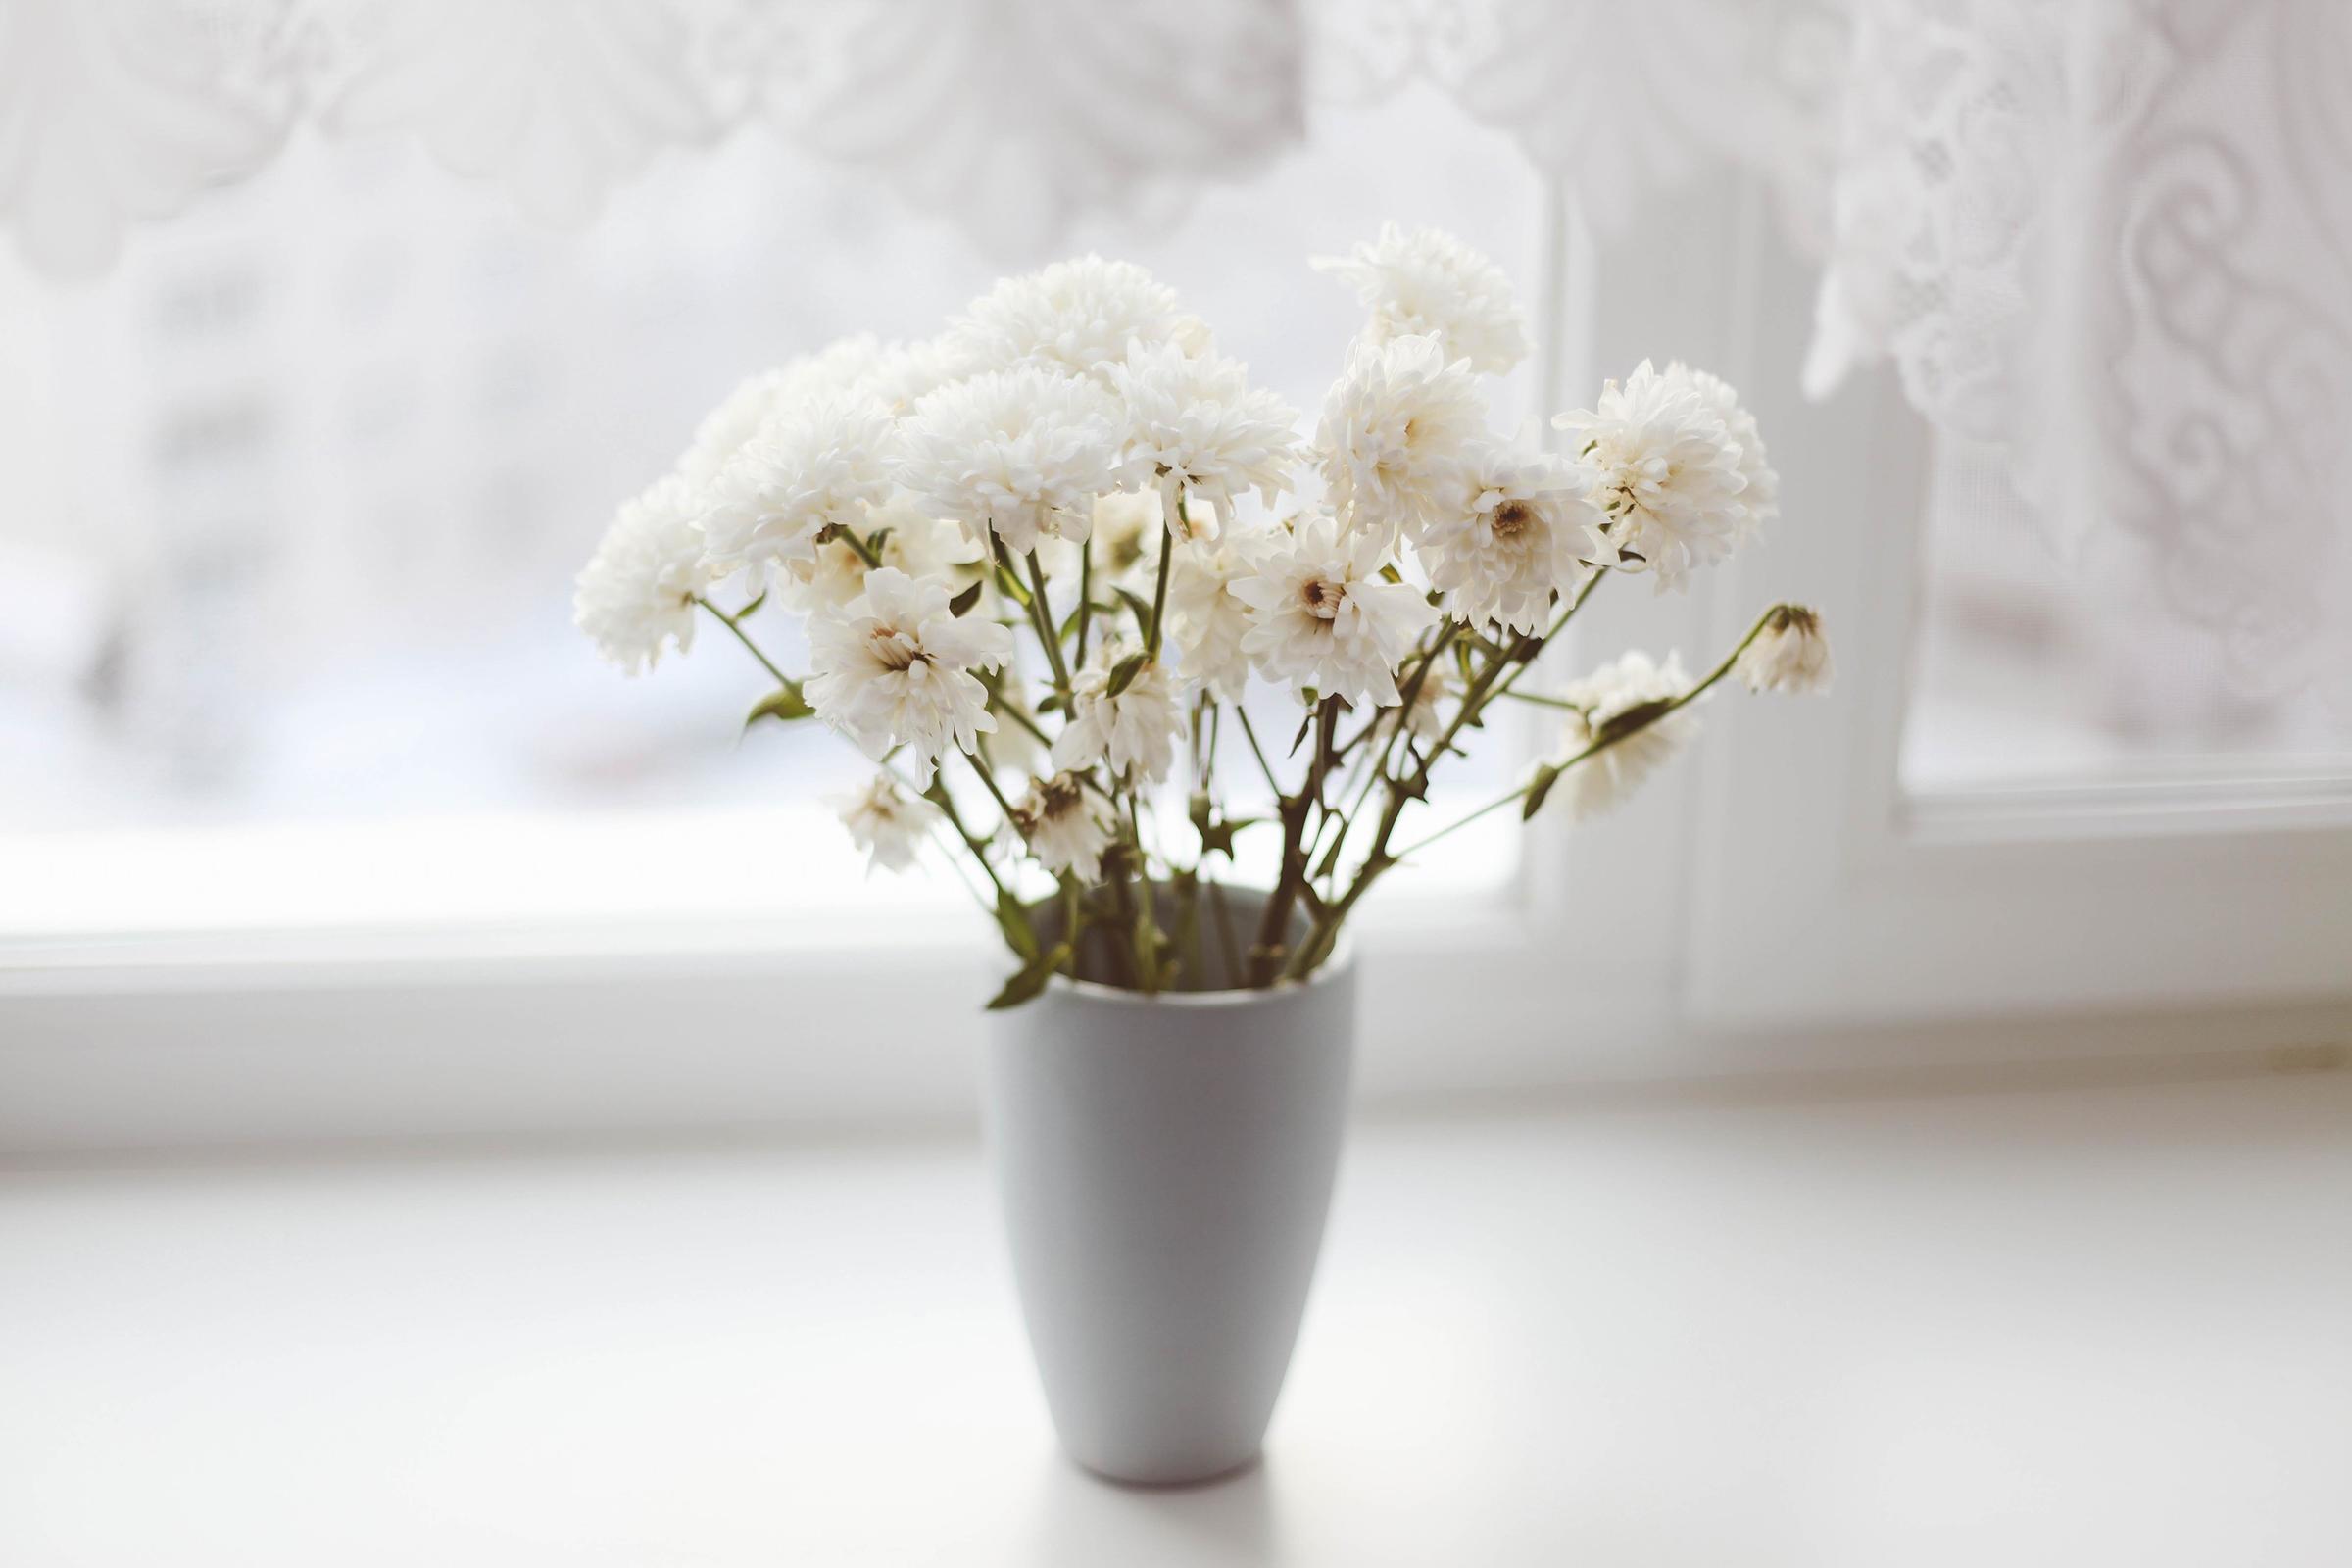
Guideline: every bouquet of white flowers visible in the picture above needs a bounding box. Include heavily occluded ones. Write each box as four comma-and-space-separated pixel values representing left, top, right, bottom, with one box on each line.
576, 227, 1830, 1005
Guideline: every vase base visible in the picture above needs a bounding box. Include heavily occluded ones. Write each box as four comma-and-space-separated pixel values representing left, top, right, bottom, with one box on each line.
1068, 1447, 1264, 1490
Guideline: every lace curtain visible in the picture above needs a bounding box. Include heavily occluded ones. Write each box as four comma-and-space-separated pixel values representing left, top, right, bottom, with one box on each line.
6, 0, 2346, 697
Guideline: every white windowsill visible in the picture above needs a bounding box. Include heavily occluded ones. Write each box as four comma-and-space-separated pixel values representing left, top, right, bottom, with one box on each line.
4, 1067, 2346, 1566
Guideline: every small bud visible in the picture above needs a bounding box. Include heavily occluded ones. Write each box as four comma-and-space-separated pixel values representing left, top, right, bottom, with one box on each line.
1736, 605, 1833, 695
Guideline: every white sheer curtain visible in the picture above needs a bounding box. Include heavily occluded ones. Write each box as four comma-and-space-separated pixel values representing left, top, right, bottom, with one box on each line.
5, 0, 2346, 730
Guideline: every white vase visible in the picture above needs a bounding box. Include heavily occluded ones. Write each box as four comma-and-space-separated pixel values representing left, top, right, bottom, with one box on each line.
981, 934, 1356, 1486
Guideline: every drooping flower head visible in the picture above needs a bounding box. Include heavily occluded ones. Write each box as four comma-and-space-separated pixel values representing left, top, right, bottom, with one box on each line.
1312, 223, 1531, 375
1316, 332, 1488, 543
949, 255, 1194, 381
897, 367, 1123, 557
828, 771, 937, 874
1420, 444, 1599, 634
1550, 649, 1699, 821
1109, 339, 1299, 540
1011, 771, 1115, 879
1554, 360, 1773, 591
805, 566, 1015, 779
1052, 642, 1185, 785
1229, 511, 1441, 707
573, 473, 717, 674
1736, 604, 1833, 694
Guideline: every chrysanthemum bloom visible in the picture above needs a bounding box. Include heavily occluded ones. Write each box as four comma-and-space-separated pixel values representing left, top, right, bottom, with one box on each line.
1689, 366, 1778, 546
674, 334, 889, 485
805, 567, 1015, 778
1053, 645, 1184, 784
1736, 605, 1833, 694
1230, 512, 1441, 707
1109, 340, 1299, 541
1398, 653, 1461, 747
1316, 332, 1488, 543
1165, 530, 1267, 702
898, 367, 1122, 557
780, 494, 982, 614
1420, 445, 1599, 634
1551, 649, 1698, 821
828, 771, 937, 874
1011, 771, 1115, 878
698, 392, 899, 576
949, 255, 1193, 380
573, 474, 716, 674
1312, 223, 1531, 375
1553, 359, 1772, 592
1087, 489, 1165, 588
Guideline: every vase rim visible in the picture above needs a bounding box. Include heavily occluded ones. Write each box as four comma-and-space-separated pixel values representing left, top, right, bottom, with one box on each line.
1040, 933, 1355, 1008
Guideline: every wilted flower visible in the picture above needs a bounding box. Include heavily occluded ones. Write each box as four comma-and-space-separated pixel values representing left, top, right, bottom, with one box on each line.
1736, 605, 1832, 693
1548, 649, 1698, 821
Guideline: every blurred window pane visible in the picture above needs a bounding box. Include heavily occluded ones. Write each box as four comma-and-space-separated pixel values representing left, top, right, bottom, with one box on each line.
0, 86, 1535, 934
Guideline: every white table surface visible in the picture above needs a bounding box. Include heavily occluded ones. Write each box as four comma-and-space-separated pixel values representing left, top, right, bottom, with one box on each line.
4, 1066, 2348, 1567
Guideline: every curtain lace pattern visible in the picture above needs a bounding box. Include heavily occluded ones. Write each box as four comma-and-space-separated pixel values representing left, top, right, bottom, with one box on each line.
4, 0, 2346, 706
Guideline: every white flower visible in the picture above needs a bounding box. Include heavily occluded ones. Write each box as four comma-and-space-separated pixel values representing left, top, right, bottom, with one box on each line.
1230, 512, 1441, 707
699, 392, 899, 575
805, 566, 1015, 778
949, 255, 1191, 381
1165, 530, 1266, 701
1312, 223, 1531, 375
1690, 366, 1779, 545
1087, 488, 1164, 587
1108, 339, 1299, 539
1316, 332, 1488, 542
1549, 649, 1698, 821
1420, 445, 1598, 634
1397, 653, 1461, 746
828, 771, 937, 874
573, 474, 716, 674
1554, 360, 1771, 591
898, 367, 1123, 557
779, 493, 983, 614
1053, 643, 1184, 784
676, 335, 896, 486
1011, 771, 1115, 879
1736, 605, 1833, 694
859, 336, 979, 415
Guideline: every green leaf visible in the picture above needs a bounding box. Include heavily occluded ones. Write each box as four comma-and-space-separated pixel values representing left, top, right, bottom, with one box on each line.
993, 564, 1032, 608
1522, 762, 1562, 819
1104, 652, 1148, 698
986, 944, 1072, 1010
948, 578, 984, 617
745, 682, 814, 727
1114, 588, 1154, 637
1311, 818, 1350, 879
994, 888, 1040, 963
1596, 697, 1674, 744
1288, 710, 1314, 757
1035, 692, 1065, 715
734, 588, 767, 620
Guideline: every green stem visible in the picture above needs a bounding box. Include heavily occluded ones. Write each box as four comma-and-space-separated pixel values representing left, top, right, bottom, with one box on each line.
837, 529, 883, 570
1024, 550, 1072, 694
693, 596, 790, 686
1147, 487, 1182, 659
1074, 541, 1095, 670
